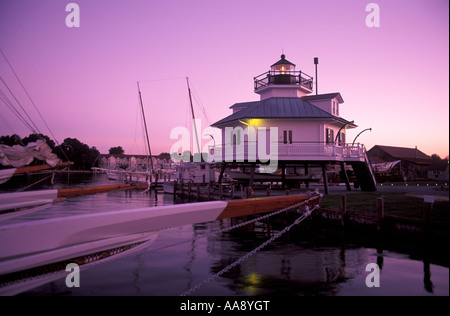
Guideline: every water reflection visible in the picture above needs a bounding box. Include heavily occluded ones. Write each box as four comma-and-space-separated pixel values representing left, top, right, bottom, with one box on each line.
5, 173, 448, 296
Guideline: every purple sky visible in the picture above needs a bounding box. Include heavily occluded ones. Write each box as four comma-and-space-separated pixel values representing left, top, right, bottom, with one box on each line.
0, 0, 448, 158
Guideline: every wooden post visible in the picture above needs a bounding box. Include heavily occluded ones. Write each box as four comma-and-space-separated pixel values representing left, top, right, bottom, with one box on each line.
266, 187, 271, 196
207, 183, 211, 200
285, 190, 290, 195
230, 185, 234, 199
423, 196, 434, 234
218, 163, 226, 183
173, 181, 177, 201
305, 164, 309, 188
188, 181, 192, 201
281, 163, 286, 190
340, 195, 346, 226
322, 164, 329, 195
219, 184, 223, 200
341, 162, 351, 191
197, 183, 201, 201
180, 181, 184, 198
249, 164, 255, 188
376, 197, 384, 231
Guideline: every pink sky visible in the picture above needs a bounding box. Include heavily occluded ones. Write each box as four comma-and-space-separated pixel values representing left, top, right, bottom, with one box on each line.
0, 0, 448, 158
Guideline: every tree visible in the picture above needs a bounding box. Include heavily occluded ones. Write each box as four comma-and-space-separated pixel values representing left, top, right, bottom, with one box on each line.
431, 154, 441, 160
157, 152, 171, 159
0, 134, 22, 146
109, 146, 124, 155
54, 138, 99, 170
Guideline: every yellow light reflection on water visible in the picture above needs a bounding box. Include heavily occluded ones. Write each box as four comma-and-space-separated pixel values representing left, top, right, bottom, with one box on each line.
241, 272, 264, 295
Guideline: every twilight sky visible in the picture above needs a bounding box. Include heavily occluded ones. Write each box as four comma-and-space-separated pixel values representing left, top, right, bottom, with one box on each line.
0, 0, 448, 158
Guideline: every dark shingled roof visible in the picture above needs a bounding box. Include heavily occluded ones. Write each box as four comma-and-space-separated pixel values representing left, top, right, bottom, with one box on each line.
302, 92, 344, 103
212, 97, 355, 127
368, 145, 432, 164
271, 54, 296, 67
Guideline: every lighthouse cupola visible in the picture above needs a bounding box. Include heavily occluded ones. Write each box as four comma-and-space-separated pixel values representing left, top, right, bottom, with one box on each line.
254, 54, 313, 100
271, 54, 295, 76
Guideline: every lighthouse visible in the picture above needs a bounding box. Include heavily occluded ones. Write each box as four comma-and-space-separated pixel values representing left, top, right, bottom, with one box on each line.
211, 55, 377, 193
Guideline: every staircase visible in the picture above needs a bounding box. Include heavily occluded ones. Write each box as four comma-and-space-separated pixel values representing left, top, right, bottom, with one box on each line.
349, 151, 377, 191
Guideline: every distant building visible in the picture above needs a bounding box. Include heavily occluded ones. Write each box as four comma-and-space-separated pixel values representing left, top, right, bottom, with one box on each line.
427, 160, 449, 182
99, 154, 172, 171
367, 145, 432, 180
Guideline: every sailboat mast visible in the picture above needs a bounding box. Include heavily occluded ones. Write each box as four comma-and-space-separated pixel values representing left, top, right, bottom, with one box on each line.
137, 81, 154, 172
186, 77, 201, 156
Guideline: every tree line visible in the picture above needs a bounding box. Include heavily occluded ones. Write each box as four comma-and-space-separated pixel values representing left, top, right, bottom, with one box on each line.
0, 133, 173, 170
0, 133, 100, 170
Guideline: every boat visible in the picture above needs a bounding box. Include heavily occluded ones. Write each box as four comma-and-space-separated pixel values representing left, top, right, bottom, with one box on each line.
0, 193, 320, 295
0, 183, 148, 223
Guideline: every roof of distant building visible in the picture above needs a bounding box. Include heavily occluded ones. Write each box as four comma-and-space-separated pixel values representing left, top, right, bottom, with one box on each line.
368, 145, 432, 164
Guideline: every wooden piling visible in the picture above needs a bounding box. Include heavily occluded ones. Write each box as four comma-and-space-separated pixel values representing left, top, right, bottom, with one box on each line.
322, 164, 329, 195
340, 195, 346, 226
188, 182, 192, 201
173, 181, 177, 201
376, 197, 384, 231
423, 196, 433, 234
219, 184, 223, 200
197, 183, 201, 201
180, 181, 184, 198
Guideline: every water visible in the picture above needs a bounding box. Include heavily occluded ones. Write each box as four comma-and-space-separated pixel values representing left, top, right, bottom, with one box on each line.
1, 173, 449, 296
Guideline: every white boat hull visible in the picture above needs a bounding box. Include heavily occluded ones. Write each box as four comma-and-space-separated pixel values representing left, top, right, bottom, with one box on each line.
0, 194, 320, 295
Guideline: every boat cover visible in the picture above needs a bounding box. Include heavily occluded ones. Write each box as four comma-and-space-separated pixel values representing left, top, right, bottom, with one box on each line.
0, 140, 60, 168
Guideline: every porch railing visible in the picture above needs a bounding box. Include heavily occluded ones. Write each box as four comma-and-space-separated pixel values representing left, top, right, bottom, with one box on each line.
209, 142, 366, 162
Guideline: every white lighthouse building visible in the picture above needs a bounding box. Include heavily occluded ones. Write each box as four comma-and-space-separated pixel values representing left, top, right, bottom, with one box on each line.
211, 55, 376, 192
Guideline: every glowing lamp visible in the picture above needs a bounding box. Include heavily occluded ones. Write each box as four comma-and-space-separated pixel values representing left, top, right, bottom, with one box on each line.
271, 54, 295, 76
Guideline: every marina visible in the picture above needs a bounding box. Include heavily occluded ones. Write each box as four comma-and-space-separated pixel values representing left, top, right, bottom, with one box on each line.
1, 2, 448, 299
0, 173, 448, 296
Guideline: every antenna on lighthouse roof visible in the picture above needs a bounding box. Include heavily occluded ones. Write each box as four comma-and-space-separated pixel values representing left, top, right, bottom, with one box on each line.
314, 57, 319, 95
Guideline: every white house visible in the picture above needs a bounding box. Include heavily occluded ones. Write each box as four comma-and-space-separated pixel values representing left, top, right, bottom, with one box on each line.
210, 55, 376, 192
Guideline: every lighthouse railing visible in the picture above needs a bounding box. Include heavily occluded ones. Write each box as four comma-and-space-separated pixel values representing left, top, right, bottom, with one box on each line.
254, 70, 313, 91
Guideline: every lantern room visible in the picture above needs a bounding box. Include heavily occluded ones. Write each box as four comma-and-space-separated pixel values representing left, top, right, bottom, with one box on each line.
254, 54, 314, 100
271, 54, 295, 75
